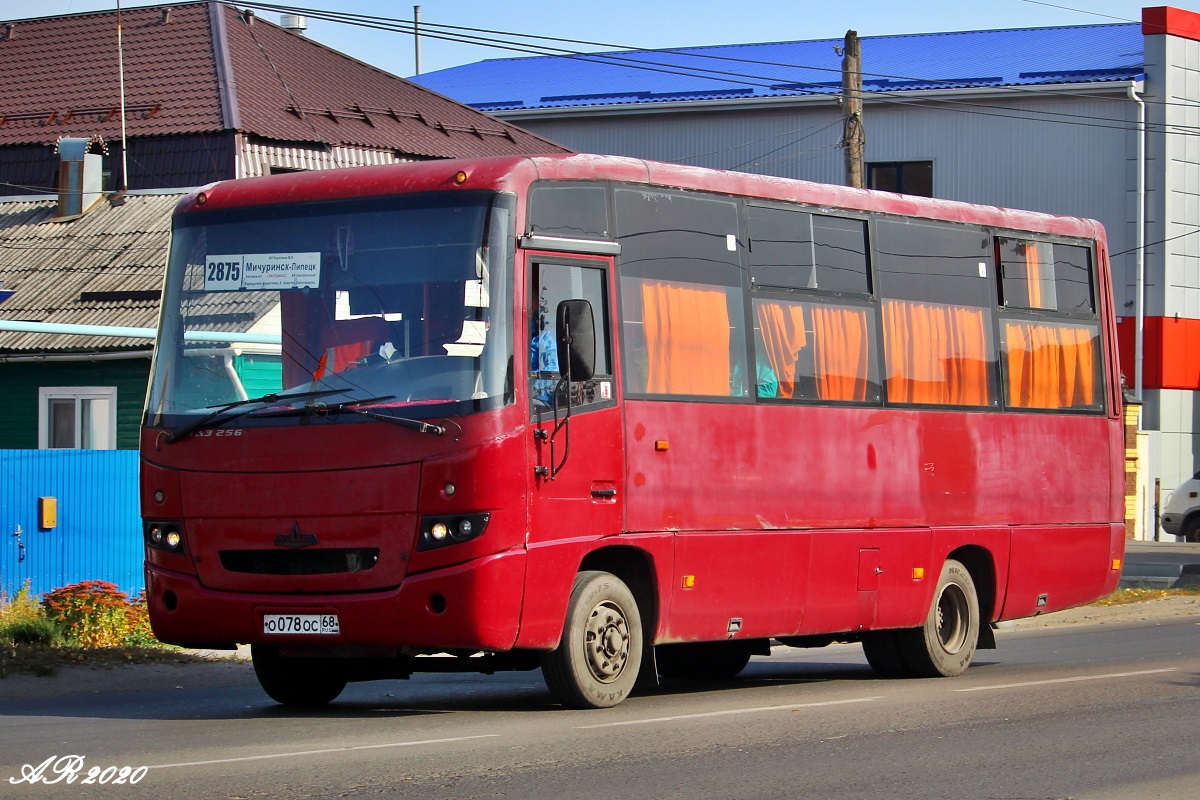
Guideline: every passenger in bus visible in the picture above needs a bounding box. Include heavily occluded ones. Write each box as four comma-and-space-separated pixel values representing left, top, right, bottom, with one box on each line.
732, 355, 778, 398
531, 316, 559, 406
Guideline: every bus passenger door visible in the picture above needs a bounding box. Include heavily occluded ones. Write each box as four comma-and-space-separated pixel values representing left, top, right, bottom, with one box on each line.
527, 257, 625, 562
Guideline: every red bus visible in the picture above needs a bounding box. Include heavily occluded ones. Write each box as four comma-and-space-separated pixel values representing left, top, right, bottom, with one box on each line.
141, 154, 1126, 709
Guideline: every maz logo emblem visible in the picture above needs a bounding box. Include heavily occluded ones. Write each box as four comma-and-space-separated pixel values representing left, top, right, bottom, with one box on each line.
274, 522, 319, 548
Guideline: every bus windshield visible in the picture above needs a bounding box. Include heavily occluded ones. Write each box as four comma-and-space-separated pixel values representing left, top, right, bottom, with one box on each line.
145, 191, 515, 428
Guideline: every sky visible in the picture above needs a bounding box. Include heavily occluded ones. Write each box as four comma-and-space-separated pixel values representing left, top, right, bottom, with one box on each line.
0, 0, 1183, 77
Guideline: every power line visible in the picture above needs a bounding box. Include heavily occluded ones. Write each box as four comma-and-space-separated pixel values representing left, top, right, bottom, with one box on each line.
229, 0, 1198, 127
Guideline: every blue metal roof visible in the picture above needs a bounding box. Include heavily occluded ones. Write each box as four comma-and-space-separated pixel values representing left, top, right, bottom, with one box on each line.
413, 23, 1144, 112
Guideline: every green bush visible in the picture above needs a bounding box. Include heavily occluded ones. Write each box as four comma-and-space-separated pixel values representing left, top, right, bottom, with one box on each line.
2, 616, 66, 646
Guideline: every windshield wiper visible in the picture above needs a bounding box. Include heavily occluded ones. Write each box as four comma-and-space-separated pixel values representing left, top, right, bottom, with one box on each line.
257, 395, 445, 435
246, 395, 396, 419
340, 405, 446, 436
163, 389, 346, 444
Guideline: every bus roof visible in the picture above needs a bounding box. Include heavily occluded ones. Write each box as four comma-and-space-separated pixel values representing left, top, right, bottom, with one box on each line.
179, 153, 1104, 242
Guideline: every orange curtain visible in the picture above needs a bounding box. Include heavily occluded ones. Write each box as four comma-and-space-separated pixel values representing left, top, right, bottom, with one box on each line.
1004, 321, 1097, 408
755, 302, 807, 398
642, 281, 732, 395
812, 306, 870, 401
883, 300, 990, 406
1024, 242, 1048, 309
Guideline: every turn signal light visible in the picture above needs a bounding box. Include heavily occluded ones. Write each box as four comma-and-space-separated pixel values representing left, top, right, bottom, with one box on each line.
1111, 558, 1122, 571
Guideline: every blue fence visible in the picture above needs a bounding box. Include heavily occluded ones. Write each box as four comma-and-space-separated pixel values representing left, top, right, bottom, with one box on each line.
0, 449, 143, 601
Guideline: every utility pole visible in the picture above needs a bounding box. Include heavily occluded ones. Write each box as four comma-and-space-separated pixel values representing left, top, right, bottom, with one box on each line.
413, 6, 422, 75
841, 30, 864, 188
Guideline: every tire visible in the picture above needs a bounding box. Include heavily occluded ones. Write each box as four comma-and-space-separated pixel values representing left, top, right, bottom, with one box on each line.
861, 630, 914, 678
251, 645, 347, 707
1182, 518, 1200, 544
896, 559, 980, 678
541, 571, 643, 709
656, 641, 753, 681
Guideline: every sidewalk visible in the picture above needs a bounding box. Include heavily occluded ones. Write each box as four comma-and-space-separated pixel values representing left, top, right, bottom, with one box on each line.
998, 593, 1200, 629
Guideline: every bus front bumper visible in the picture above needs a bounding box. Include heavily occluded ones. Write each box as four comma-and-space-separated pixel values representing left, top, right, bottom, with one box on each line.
144, 548, 526, 653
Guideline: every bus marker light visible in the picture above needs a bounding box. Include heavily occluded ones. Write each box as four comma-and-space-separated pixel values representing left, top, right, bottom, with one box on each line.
444, 482, 456, 496
196, 192, 207, 205
912, 567, 925, 580
1111, 559, 1122, 570
654, 440, 669, 452
681, 575, 696, 589
454, 170, 468, 185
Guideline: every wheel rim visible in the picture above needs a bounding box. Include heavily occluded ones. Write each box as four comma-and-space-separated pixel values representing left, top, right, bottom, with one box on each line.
583, 599, 630, 683
935, 583, 970, 655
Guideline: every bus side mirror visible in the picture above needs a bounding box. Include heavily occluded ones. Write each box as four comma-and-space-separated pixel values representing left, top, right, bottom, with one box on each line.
556, 299, 595, 382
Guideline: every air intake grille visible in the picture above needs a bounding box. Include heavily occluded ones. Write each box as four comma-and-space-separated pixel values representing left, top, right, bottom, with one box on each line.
219, 548, 379, 575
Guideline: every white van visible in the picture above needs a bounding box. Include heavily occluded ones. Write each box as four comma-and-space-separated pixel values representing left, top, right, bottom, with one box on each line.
1161, 473, 1200, 542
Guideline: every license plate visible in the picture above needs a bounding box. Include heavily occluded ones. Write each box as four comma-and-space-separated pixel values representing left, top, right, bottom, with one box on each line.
262, 614, 340, 635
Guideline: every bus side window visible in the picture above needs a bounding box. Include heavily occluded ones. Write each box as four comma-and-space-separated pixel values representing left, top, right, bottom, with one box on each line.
997, 239, 1102, 411
752, 298, 881, 403
746, 204, 869, 295
614, 188, 746, 400
874, 219, 998, 408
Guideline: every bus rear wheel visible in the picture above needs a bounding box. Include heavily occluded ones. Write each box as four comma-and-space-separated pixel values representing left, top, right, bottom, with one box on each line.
656, 641, 753, 681
897, 559, 980, 678
1182, 518, 1200, 543
251, 645, 347, 707
541, 571, 643, 709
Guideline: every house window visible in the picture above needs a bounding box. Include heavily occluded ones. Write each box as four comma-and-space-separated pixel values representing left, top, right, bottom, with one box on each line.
38, 387, 117, 449
868, 161, 933, 197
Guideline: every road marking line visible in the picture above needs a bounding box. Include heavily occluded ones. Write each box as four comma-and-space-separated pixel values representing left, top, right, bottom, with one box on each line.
146, 734, 500, 770
577, 696, 883, 729
954, 668, 1177, 693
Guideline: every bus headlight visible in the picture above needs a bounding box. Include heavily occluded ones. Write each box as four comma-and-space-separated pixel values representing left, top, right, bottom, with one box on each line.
145, 521, 185, 554
418, 513, 490, 551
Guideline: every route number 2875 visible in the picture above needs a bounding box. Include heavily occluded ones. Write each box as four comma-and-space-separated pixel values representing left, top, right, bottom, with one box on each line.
207, 262, 242, 283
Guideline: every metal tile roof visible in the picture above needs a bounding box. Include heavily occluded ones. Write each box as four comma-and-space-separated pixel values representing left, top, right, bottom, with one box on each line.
413, 23, 1145, 112
0, 192, 181, 352
0, 1, 567, 158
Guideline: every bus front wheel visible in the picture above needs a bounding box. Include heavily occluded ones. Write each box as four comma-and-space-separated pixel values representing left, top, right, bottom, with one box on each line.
251, 645, 347, 707
541, 570, 643, 709
898, 558, 980, 678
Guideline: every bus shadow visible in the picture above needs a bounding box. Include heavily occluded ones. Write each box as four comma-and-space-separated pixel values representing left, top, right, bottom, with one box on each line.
0, 657, 1008, 722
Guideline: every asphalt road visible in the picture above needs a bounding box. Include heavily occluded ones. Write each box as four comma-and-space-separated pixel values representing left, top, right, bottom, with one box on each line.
3, 609, 1198, 800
